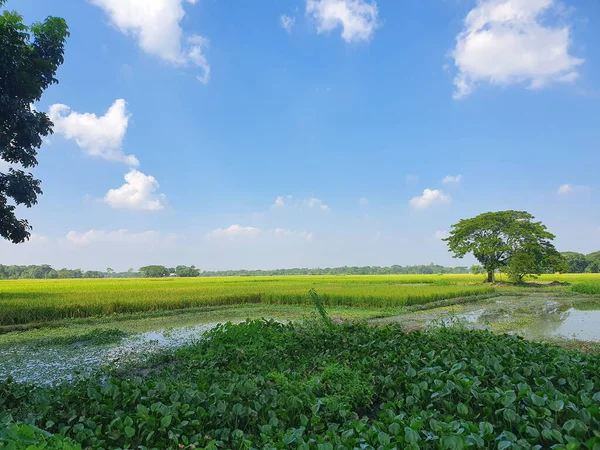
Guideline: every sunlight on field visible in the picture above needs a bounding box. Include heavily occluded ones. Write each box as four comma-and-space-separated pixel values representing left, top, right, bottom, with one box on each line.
0, 275, 497, 326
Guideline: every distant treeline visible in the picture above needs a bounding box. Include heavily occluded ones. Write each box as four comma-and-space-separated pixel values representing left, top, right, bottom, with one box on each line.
197, 264, 471, 277
560, 252, 600, 273
0, 254, 597, 280
0, 263, 471, 279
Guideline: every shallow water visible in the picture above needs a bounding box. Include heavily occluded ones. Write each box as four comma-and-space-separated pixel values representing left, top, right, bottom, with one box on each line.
454, 298, 600, 341
522, 308, 600, 341
0, 323, 219, 385
382, 295, 600, 343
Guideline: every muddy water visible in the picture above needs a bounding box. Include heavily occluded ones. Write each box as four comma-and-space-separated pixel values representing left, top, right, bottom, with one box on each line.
0, 323, 220, 385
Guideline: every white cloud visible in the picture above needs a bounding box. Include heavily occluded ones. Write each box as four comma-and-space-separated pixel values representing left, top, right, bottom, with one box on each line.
280, 14, 296, 33
66, 229, 162, 245
442, 175, 462, 184
558, 183, 588, 195
359, 197, 369, 206
410, 189, 451, 209
274, 228, 314, 242
307, 197, 330, 210
306, 0, 379, 43
451, 0, 584, 99
0, 160, 9, 172
23, 233, 49, 244
90, 0, 210, 83
104, 169, 166, 210
206, 224, 261, 240
435, 230, 450, 240
48, 99, 138, 165
273, 196, 286, 207
558, 184, 573, 194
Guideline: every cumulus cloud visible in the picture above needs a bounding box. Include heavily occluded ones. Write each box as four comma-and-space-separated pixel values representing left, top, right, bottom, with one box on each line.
66, 229, 164, 245
451, 0, 584, 99
307, 197, 330, 210
306, 0, 379, 43
435, 230, 450, 240
558, 184, 588, 195
90, 0, 210, 83
48, 99, 138, 165
280, 14, 296, 33
409, 189, 451, 209
442, 175, 462, 184
104, 169, 166, 210
206, 225, 261, 240
273, 195, 292, 208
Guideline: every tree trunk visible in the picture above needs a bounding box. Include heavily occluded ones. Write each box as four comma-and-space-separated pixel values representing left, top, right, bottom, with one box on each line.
486, 271, 495, 283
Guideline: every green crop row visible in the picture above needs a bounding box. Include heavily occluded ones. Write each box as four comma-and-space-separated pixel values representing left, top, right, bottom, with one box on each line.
2, 320, 600, 449
0, 276, 496, 326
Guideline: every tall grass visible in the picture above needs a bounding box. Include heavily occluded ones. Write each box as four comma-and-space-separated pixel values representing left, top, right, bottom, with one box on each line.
571, 282, 600, 295
0, 276, 494, 326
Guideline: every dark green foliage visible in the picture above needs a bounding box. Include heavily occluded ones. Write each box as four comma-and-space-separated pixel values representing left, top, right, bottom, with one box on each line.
0, 2, 68, 243
444, 211, 560, 282
572, 282, 600, 296
175, 265, 201, 277
585, 253, 600, 274
199, 264, 472, 276
562, 253, 590, 274
0, 420, 80, 449
2, 321, 600, 449
139, 265, 171, 278
505, 244, 565, 284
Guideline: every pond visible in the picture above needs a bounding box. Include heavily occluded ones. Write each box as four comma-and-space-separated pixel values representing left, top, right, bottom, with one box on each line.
389, 295, 600, 342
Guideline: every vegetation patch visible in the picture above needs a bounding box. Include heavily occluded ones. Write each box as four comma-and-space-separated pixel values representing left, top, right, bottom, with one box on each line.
0, 277, 496, 326
572, 282, 600, 296
2, 320, 600, 449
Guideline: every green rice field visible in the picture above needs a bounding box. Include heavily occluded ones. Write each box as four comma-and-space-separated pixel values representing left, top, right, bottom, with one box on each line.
1, 273, 599, 327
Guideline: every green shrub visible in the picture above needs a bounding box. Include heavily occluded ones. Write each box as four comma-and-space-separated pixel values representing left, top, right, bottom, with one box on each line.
2, 320, 600, 449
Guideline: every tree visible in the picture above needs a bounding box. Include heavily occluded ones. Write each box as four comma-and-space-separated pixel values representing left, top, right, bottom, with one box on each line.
586, 252, 600, 273
505, 244, 565, 284
561, 252, 588, 273
175, 265, 200, 277
0, 2, 68, 243
443, 211, 558, 283
470, 265, 484, 275
139, 265, 170, 278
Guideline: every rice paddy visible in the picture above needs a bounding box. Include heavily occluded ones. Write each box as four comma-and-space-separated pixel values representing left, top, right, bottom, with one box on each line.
0, 275, 499, 326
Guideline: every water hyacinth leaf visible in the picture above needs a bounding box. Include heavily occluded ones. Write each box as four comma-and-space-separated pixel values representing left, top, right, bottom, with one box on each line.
378, 431, 391, 445
549, 400, 565, 412
530, 394, 546, 407
161, 415, 172, 428
405, 427, 419, 444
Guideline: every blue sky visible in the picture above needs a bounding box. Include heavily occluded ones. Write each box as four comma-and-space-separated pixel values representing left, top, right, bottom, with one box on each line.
2, 0, 599, 271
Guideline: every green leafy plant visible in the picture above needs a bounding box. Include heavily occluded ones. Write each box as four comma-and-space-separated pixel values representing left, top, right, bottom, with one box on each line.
309, 288, 332, 326
2, 320, 600, 449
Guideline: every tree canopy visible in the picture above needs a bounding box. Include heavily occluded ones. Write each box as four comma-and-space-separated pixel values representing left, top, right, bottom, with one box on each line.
0, 1, 68, 243
443, 210, 561, 282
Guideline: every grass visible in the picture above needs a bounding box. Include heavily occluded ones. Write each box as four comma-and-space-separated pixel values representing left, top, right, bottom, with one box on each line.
2, 320, 600, 449
0, 275, 498, 326
572, 282, 600, 295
